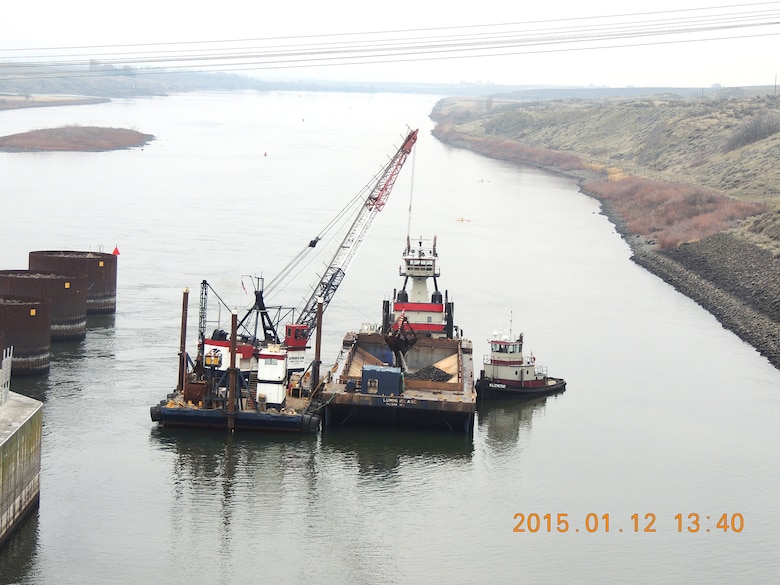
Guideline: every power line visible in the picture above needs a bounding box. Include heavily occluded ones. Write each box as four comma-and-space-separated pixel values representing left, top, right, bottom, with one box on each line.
1, 3, 778, 80
4, 1, 779, 54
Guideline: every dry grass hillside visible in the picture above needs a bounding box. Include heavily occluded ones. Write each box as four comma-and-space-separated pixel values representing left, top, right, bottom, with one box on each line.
432, 94, 780, 200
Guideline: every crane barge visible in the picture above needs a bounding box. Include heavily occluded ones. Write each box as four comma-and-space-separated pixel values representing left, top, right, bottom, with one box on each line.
150, 128, 418, 433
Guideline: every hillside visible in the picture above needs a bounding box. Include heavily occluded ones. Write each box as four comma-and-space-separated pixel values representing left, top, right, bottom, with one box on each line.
431, 92, 780, 369
433, 92, 779, 202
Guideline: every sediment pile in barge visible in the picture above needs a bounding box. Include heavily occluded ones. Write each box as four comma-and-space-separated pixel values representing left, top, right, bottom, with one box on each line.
322, 331, 475, 432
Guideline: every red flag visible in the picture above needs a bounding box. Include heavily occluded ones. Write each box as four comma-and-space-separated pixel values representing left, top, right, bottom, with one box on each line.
112, 246, 120, 255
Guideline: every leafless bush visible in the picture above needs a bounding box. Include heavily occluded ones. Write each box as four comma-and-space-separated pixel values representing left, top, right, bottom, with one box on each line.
431, 128, 585, 171
723, 113, 780, 152
586, 177, 766, 249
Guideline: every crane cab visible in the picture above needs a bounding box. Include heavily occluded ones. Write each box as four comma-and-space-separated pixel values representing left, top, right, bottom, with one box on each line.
285, 324, 310, 371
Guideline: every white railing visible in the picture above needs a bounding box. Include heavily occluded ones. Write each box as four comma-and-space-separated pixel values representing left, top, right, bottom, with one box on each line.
0, 347, 13, 407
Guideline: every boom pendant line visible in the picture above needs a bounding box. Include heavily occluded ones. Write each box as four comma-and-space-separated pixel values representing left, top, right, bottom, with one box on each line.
295, 128, 418, 334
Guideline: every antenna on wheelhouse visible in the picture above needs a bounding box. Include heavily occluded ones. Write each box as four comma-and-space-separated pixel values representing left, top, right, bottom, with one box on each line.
510, 310, 513, 341
405, 132, 416, 242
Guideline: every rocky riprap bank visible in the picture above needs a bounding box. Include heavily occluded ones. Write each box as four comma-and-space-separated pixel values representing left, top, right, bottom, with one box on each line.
627, 230, 780, 369
594, 189, 780, 369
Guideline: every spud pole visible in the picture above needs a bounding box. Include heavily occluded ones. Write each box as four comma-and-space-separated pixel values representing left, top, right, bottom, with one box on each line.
177, 288, 189, 394
227, 310, 238, 431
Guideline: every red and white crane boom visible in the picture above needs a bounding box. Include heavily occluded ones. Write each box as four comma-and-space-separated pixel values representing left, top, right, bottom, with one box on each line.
295, 128, 418, 333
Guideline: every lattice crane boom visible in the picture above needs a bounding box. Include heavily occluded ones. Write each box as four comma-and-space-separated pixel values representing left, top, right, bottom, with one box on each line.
296, 128, 418, 333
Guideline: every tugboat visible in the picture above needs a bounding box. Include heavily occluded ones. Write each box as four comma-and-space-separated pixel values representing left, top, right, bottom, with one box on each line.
475, 329, 566, 400
321, 236, 476, 433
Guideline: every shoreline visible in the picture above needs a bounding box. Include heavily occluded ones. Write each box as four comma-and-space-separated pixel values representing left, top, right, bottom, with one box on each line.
0, 126, 153, 152
594, 190, 780, 370
0, 95, 109, 111
435, 133, 780, 371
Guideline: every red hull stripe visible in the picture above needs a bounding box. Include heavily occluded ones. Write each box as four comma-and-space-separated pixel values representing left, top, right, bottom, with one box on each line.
392, 323, 445, 332
495, 378, 548, 387
393, 302, 444, 313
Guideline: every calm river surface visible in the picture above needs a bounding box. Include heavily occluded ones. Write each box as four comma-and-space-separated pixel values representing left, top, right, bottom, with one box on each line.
1, 91, 779, 584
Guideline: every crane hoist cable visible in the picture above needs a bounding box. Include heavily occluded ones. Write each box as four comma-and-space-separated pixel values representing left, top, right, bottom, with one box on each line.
266, 128, 418, 304
294, 127, 418, 334
265, 185, 369, 297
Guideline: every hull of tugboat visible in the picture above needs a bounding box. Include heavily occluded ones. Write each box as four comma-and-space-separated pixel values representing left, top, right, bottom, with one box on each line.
475, 376, 566, 400
150, 401, 321, 433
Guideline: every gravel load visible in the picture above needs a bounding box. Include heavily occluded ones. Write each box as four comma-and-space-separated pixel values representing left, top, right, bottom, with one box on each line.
407, 365, 452, 382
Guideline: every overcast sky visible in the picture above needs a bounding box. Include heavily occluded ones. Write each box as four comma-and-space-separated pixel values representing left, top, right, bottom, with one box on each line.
2, 0, 778, 88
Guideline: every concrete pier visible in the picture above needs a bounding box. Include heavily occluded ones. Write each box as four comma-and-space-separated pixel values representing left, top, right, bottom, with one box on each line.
0, 347, 43, 549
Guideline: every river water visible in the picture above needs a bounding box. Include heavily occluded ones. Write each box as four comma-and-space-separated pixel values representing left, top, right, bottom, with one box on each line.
0, 91, 778, 584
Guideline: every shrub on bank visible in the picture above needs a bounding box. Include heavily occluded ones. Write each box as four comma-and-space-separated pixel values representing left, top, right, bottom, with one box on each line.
723, 113, 780, 153
585, 177, 766, 249
432, 127, 585, 171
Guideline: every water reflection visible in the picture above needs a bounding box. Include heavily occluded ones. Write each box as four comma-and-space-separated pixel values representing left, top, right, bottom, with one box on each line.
149, 427, 323, 584
150, 427, 321, 510
321, 428, 473, 477
150, 427, 320, 474
48, 338, 87, 363
5, 314, 117, 404
0, 511, 39, 585
7, 374, 49, 403
86, 313, 116, 331
476, 394, 562, 450
152, 426, 473, 479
